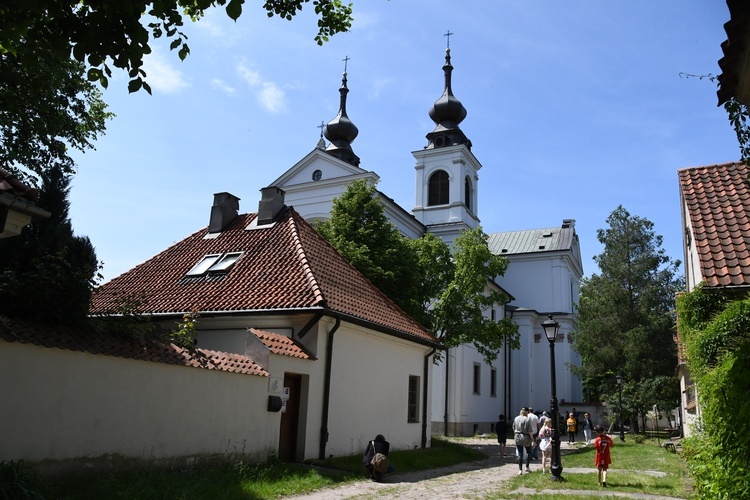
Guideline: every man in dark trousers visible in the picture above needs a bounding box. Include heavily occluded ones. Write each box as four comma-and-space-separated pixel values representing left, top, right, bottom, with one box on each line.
363, 434, 391, 481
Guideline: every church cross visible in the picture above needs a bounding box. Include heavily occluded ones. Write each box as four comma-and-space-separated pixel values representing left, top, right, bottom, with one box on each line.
343, 55, 350, 73
317, 120, 326, 138
444, 30, 453, 49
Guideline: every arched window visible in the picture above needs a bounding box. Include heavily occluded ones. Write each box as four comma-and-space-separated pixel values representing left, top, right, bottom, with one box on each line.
465, 176, 472, 212
428, 170, 449, 206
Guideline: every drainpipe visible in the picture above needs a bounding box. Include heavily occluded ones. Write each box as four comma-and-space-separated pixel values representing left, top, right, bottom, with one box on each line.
421, 347, 437, 448
318, 317, 341, 459
444, 348, 450, 437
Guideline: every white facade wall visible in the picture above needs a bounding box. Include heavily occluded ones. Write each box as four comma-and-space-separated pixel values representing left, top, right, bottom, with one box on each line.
0, 341, 276, 463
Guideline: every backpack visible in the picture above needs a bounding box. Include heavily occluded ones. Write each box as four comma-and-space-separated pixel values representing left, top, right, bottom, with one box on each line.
370, 442, 389, 474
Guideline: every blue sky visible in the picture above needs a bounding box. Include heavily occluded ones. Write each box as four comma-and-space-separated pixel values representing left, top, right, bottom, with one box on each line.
68, 1, 738, 283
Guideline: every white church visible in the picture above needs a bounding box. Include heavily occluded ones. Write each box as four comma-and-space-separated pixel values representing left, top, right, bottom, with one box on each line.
269, 47, 583, 436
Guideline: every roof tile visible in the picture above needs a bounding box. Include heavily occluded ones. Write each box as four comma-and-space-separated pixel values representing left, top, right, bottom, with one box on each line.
251, 328, 315, 359
91, 208, 438, 346
678, 161, 750, 288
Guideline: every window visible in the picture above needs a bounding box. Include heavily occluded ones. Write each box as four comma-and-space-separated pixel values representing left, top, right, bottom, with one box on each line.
490, 368, 497, 397
428, 170, 449, 206
473, 363, 481, 395
186, 252, 242, 276
407, 375, 420, 423
464, 175, 472, 212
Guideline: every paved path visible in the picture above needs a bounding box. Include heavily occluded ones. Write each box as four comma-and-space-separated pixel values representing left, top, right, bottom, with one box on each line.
282, 438, 681, 500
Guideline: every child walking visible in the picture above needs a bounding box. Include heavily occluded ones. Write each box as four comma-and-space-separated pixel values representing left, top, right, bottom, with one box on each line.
593, 424, 614, 487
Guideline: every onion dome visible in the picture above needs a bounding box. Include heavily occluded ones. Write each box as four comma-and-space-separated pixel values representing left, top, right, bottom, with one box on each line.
324, 72, 360, 166
426, 48, 472, 150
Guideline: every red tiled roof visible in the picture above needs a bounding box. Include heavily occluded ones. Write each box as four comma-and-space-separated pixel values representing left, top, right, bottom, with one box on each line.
251, 328, 315, 359
717, 0, 750, 106
91, 208, 439, 346
0, 316, 268, 377
678, 161, 750, 287
0, 167, 38, 202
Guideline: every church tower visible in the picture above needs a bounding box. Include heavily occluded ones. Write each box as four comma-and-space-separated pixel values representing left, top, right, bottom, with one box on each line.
412, 43, 481, 245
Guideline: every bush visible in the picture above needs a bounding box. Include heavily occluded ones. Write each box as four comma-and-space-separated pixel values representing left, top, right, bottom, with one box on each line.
0, 460, 47, 500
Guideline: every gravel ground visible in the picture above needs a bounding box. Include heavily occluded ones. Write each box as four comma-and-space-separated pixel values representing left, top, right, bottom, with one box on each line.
281, 438, 680, 500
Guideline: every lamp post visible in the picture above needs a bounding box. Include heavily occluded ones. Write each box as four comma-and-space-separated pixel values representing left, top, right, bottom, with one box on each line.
616, 374, 625, 442
542, 315, 564, 481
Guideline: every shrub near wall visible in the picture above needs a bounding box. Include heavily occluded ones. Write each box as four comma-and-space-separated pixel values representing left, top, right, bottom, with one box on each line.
677, 287, 750, 499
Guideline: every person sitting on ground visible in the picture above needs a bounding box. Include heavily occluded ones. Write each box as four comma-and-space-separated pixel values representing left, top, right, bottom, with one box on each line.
593, 424, 614, 487
363, 434, 392, 481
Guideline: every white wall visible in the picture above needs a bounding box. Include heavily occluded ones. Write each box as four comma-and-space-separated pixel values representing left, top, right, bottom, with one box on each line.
0, 342, 277, 463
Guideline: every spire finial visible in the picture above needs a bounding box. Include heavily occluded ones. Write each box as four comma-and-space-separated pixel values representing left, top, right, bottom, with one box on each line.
317, 120, 325, 138
343, 55, 350, 75
444, 30, 453, 50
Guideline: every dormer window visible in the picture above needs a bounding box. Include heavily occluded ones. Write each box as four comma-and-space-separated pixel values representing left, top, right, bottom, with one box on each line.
186, 252, 242, 276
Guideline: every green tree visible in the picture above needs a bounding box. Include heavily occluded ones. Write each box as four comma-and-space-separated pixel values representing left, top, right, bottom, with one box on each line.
317, 180, 519, 363
573, 206, 683, 427
0, 166, 100, 325
0, 37, 112, 186
316, 179, 423, 319
430, 227, 519, 363
0, 0, 353, 93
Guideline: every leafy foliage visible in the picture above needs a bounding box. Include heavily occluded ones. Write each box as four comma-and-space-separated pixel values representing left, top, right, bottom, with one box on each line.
0, 37, 112, 187
317, 180, 518, 364
0, 0, 353, 93
724, 97, 750, 163
169, 309, 200, 348
0, 166, 101, 325
0, 460, 47, 500
677, 285, 750, 499
573, 206, 683, 424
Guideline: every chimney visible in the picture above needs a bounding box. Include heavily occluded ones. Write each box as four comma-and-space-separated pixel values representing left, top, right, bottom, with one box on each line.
562, 219, 575, 229
208, 192, 240, 233
257, 186, 286, 225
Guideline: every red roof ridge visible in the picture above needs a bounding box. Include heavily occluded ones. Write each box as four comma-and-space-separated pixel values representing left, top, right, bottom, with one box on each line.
287, 211, 327, 307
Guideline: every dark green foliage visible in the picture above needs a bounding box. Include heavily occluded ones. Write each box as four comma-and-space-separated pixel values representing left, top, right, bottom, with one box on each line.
0, 460, 47, 500
0, 166, 100, 325
677, 286, 750, 499
0, 37, 112, 187
0, 0, 353, 94
724, 98, 750, 162
574, 206, 683, 424
316, 180, 423, 320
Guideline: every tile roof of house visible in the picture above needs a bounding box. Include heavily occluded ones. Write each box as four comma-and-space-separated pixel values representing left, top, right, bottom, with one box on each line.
0, 316, 268, 377
0, 167, 38, 202
678, 161, 750, 287
251, 328, 315, 359
717, 0, 750, 106
487, 226, 576, 256
91, 208, 439, 346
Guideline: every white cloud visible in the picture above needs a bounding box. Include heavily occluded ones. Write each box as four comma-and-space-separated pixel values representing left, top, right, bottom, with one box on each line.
236, 61, 287, 113
141, 51, 190, 94
258, 83, 287, 113
211, 79, 236, 95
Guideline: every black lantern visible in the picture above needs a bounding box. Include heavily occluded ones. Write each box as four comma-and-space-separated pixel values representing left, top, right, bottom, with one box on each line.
541, 315, 564, 481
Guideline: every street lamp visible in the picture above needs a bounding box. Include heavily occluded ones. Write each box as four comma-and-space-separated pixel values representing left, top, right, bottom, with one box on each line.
616, 374, 625, 442
542, 315, 564, 481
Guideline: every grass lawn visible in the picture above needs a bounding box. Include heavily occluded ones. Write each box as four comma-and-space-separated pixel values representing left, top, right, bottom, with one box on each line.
486, 437, 690, 499
47, 437, 486, 499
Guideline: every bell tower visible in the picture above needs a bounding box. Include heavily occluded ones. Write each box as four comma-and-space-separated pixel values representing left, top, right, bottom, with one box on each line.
413, 38, 481, 245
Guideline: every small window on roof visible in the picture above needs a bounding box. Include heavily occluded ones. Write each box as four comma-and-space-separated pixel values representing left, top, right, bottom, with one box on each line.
186, 252, 242, 276
208, 252, 242, 273
186, 254, 222, 276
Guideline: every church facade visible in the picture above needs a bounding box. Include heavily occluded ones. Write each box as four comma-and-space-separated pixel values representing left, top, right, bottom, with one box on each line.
270, 47, 583, 435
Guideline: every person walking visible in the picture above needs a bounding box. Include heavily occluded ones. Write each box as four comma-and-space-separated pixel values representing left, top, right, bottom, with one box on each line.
512, 408, 536, 475
537, 418, 553, 473
593, 424, 614, 487
582, 412, 594, 445
566, 412, 577, 444
495, 414, 508, 457
528, 407, 541, 460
